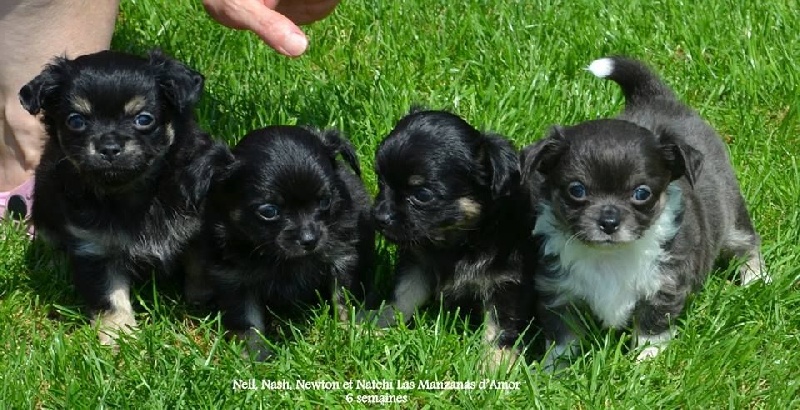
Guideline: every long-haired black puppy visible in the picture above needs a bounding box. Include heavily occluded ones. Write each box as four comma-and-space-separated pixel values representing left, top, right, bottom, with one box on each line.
19, 50, 231, 345
521, 56, 768, 368
191, 125, 374, 359
360, 108, 535, 367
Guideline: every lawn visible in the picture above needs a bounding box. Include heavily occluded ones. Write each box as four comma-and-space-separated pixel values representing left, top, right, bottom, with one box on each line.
1, 0, 798, 408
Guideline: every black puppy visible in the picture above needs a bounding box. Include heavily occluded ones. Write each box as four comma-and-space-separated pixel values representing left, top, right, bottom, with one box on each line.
19, 50, 230, 345
362, 108, 534, 367
192, 125, 374, 359
521, 56, 767, 368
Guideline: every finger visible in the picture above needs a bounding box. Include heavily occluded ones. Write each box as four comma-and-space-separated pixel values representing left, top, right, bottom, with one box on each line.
203, 0, 309, 57
249, 8, 309, 56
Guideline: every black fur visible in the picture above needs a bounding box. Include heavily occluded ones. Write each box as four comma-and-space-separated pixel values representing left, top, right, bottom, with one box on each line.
190, 125, 374, 359
363, 108, 535, 359
19, 50, 231, 344
521, 56, 765, 367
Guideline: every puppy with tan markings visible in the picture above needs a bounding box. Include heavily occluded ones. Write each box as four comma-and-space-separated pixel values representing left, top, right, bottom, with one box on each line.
521, 56, 767, 369
360, 108, 535, 368
191, 125, 374, 360
19, 50, 231, 345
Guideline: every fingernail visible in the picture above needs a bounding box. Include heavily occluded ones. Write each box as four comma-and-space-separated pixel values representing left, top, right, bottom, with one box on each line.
281, 32, 308, 57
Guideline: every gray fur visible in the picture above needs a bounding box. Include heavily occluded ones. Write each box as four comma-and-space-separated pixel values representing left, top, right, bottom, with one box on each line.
522, 56, 766, 366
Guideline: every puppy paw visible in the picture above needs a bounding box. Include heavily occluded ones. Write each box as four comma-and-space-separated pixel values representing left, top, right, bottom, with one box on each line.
635, 345, 663, 362
481, 347, 519, 374
94, 309, 137, 346
243, 344, 275, 362
740, 270, 772, 286
233, 328, 274, 362
355, 307, 400, 328
540, 352, 571, 374
540, 340, 578, 374
740, 252, 771, 285
354, 309, 378, 325
634, 330, 673, 362
331, 294, 352, 323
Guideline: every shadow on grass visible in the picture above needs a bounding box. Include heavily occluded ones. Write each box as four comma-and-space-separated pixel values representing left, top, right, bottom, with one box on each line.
21, 238, 202, 327
18, 229, 398, 351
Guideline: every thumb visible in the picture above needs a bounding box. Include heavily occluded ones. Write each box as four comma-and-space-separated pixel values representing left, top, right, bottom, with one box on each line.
203, 0, 309, 57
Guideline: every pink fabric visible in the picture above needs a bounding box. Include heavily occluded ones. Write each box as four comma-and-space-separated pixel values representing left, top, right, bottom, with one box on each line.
0, 177, 34, 209
0, 177, 35, 236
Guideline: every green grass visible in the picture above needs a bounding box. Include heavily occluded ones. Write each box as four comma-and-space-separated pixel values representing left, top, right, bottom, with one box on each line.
2, 0, 799, 407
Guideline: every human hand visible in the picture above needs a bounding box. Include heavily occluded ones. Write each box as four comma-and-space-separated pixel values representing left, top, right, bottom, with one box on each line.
202, 0, 341, 57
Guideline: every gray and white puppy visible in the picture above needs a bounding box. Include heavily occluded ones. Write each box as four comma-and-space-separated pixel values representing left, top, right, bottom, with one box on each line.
521, 56, 767, 367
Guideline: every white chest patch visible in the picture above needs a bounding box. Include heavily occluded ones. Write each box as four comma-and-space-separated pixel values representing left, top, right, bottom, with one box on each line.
533, 184, 683, 329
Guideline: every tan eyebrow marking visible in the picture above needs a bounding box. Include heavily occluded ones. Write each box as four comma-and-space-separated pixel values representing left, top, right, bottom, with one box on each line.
408, 175, 426, 186
123, 95, 147, 115
70, 96, 93, 114
458, 197, 482, 220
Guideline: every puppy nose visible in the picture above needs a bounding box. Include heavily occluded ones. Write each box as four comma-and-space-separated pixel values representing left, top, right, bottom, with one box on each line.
373, 202, 394, 227
374, 211, 394, 227
297, 228, 319, 250
598, 206, 621, 234
96, 140, 122, 160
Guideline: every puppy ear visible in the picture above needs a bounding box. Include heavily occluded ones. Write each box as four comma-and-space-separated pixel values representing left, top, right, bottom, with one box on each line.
149, 49, 204, 113
520, 126, 568, 182
314, 128, 362, 176
661, 141, 704, 188
407, 104, 428, 115
212, 150, 241, 185
18, 57, 69, 115
181, 141, 236, 205
208, 155, 244, 210
480, 133, 520, 199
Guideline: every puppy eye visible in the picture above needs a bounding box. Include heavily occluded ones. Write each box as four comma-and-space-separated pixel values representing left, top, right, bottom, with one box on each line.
411, 188, 434, 204
133, 112, 155, 130
632, 185, 652, 202
65, 113, 87, 132
319, 196, 331, 210
257, 204, 280, 221
567, 181, 587, 200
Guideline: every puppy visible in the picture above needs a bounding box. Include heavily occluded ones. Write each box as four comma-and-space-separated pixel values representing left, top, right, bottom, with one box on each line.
362, 108, 534, 367
193, 125, 374, 359
19, 50, 230, 345
521, 56, 767, 368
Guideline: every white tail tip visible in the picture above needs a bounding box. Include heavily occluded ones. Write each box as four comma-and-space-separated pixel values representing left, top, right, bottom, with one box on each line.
588, 58, 614, 78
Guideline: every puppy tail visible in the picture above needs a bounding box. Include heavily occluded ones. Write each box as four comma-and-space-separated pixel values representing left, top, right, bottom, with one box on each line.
588, 56, 677, 106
